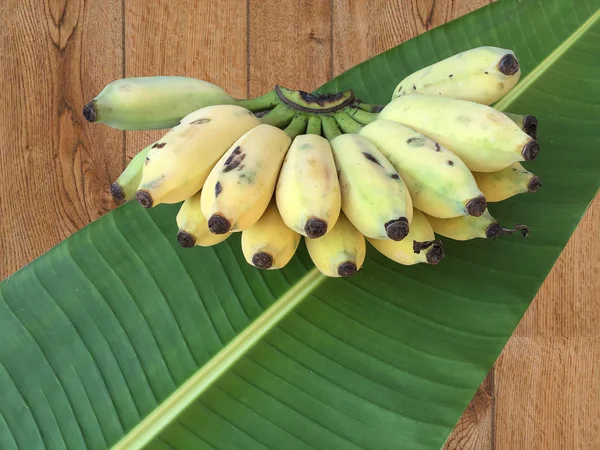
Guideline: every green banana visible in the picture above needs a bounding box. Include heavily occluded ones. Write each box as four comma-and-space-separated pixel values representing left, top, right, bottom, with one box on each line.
110, 143, 152, 203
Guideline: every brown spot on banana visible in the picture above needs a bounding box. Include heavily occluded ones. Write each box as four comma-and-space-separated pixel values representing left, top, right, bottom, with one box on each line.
223, 146, 246, 172
362, 152, 383, 167
215, 181, 223, 197
189, 118, 211, 125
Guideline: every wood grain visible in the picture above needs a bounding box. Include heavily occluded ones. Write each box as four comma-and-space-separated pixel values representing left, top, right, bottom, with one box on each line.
0, 0, 123, 277
1, 1, 598, 449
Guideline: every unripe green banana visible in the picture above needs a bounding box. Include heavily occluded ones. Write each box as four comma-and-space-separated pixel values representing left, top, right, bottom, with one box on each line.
359, 120, 486, 218
472, 162, 542, 202
424, 209, 529, 241
83, 77, 235, 130
379, 95, 540, 172
110, 143, 153, 203
392, 46, 520, 105
505, 113, 538, 139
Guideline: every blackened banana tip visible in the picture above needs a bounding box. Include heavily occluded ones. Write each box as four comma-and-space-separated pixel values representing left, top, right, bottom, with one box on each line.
337, 261, 357, 277
522, 140, 540, 161
252, 252, 273, 269
83, 101, 97, 122
208, 214, 231, 234
528, 176, 542, 192
523, 115, 539, 140
177, 231, 196, 248
466, 195, 487, 217
385, 217, 409, 241
426, 242, 445, 265
110, 182, 125, 203
136, 190, 153, 208
498, 54, 520, 76
304, 218, 328, 238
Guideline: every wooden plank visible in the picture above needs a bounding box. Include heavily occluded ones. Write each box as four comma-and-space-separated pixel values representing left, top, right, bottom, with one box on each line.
123, 0, 248, 159
0, 0, 123, 278
248, 0, 331, 95
495, 335, 600, 449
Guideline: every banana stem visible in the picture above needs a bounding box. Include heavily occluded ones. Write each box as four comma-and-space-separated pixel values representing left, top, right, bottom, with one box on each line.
284, 114, 308, 139
306, 115, 322, 135
233, 89, 280, 112
345, 107, 379, 125
353, 101, 385, 113
334, 111, 363, 134
261, 103, 295, 128
321, 115, 342, 141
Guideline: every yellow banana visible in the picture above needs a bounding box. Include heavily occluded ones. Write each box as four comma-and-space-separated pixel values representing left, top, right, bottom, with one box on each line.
241, 199, 301, 269
201, 124, 291, 234
136, 105, 260, 208
392, 46, 520, 105
360, 120, 486, 218
472, 162, 542, 202
84, 77, 236, 130
276, 134, 341, 238
505, 113, 538, 139
176, 191, 232, 247
330, 133, 413, 241
305, 212, 366, 277
424, 209, 529, 241
379, 94, 540, 172
110, 143, 153, 203
368, 208, 444, 265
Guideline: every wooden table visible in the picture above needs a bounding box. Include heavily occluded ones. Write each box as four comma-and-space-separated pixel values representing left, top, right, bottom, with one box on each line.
1, 1, 598, 448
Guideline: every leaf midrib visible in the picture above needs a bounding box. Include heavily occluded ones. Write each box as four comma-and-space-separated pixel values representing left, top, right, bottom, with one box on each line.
113, 268, 324, 450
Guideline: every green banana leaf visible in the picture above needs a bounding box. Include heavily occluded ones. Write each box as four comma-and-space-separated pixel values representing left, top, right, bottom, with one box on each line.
1, 1, 599, 449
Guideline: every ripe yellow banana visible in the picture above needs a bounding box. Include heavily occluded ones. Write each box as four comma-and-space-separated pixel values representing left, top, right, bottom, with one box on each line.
330, 133, 413, 241
305, 212, 366, 277
505, 113, 538, 139
368, 208, 444, 265
424, 209, 529, 241
176, 191, 232, 247
110, 143, 153, 203
136, 105, 260, 208
201, 124, 291, 234
241, 199, 300, 269
83, 77, 236, 130
392, 46, 521, 105
472, 162, 542, 202
276, 134, 341, 238
379, 94, 540, 172
359, 120, 486, 218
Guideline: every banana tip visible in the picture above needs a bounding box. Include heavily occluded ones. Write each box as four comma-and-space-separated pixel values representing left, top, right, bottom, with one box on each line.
110, 182, 126, 203
528, 176, 542, 192
426, 241, 445, 265
498, 54, 520, 76
83, 101, 97, 122
337, 261, 358, 277
177, 231, 196, 248
304, 218, 328, 238
208, 214, 231, 234
385, 217, 409, 241
252, 252, 273, 269
466, 195, 487, 217
136, 190, 153, 208
522, 115, 538, 140
522, 140, 540, 161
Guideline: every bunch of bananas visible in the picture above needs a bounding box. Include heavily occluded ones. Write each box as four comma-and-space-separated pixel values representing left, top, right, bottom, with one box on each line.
86, 46, 541, 278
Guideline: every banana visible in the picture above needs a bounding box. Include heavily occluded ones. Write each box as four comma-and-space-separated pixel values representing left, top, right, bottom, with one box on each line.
83, 77, 236, 130
505, 113, 538, 139
368, 208, 444, 265
276, 134, 341, 238
379, 94, 540, 172
359, 120, 486, 218
392, 46, 521, 105
330, 134, 413, 241
136, 105, 260, 208
305, 212, 366, 277
176, 191, 232, 247
201, 124, 291, 234
241, 199, 301, 269
424, 209, 529, 241
110, 143, 153, 203
472, 162, 542, 202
